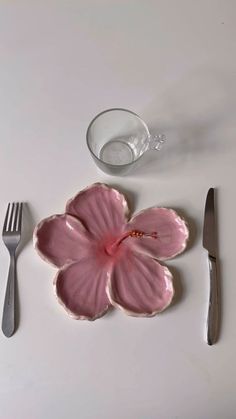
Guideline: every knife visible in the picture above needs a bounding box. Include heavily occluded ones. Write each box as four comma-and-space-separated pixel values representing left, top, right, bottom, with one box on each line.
203, 188, 219, 345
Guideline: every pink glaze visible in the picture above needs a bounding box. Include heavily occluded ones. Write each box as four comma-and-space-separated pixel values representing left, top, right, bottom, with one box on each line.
66, 183, 129, 239
34, 183, 189, 320
34, 214, 92, 268
127, 207, 189, 260
55, 259, 111, 320
107, 251, 174, 316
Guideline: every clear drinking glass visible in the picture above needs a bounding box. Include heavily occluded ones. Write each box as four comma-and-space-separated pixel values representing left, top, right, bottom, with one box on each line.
86, 108, 166, 175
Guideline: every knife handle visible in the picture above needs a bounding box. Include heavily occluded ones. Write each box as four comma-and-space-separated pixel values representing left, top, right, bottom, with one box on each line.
207, 255, 219, 345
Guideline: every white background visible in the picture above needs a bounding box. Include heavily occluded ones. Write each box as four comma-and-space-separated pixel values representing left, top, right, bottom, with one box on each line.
0, 1, 235, 418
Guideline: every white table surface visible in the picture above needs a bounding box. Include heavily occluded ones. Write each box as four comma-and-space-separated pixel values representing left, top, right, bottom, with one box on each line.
0, 1, 236, 418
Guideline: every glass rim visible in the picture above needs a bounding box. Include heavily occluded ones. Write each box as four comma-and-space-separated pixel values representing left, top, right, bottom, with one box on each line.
86, 108, 150, 167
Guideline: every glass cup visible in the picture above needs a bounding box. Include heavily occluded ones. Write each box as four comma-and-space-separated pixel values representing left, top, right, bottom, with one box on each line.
86, 108, 166, 175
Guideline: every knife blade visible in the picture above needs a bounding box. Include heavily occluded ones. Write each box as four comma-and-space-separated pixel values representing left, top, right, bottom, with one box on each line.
203, 187, 219, 345
203, 188, 217, 257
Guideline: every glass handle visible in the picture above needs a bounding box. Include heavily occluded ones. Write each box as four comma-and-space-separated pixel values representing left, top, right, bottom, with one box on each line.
147, 134, 166, 151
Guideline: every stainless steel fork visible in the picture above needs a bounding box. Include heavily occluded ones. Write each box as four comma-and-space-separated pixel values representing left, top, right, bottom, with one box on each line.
2, 203, 23, 337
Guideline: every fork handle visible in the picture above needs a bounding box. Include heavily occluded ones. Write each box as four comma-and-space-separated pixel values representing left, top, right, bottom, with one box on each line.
2, 254, 16, 337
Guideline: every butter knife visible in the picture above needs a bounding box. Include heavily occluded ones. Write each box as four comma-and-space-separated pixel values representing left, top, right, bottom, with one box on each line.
203, 188, 219, 345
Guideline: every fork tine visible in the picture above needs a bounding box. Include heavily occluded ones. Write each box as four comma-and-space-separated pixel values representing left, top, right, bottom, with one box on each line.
17, 203, 23, 233
8, 203, 15, 232
13, 203, 19, 231
2, 203, 10, 233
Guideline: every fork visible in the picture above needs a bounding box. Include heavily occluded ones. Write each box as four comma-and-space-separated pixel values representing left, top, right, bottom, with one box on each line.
2, 203, 23, 337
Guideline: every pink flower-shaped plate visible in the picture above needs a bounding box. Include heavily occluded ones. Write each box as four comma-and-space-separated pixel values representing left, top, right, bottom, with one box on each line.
34, 183, 189, 320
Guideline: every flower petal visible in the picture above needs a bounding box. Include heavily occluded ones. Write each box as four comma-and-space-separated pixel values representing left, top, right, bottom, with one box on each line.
66, 183, 129, 239
34, 214, 91, 268
55, 259, 112, 320
126, 208, 189, 260
107, 251, 174, 316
